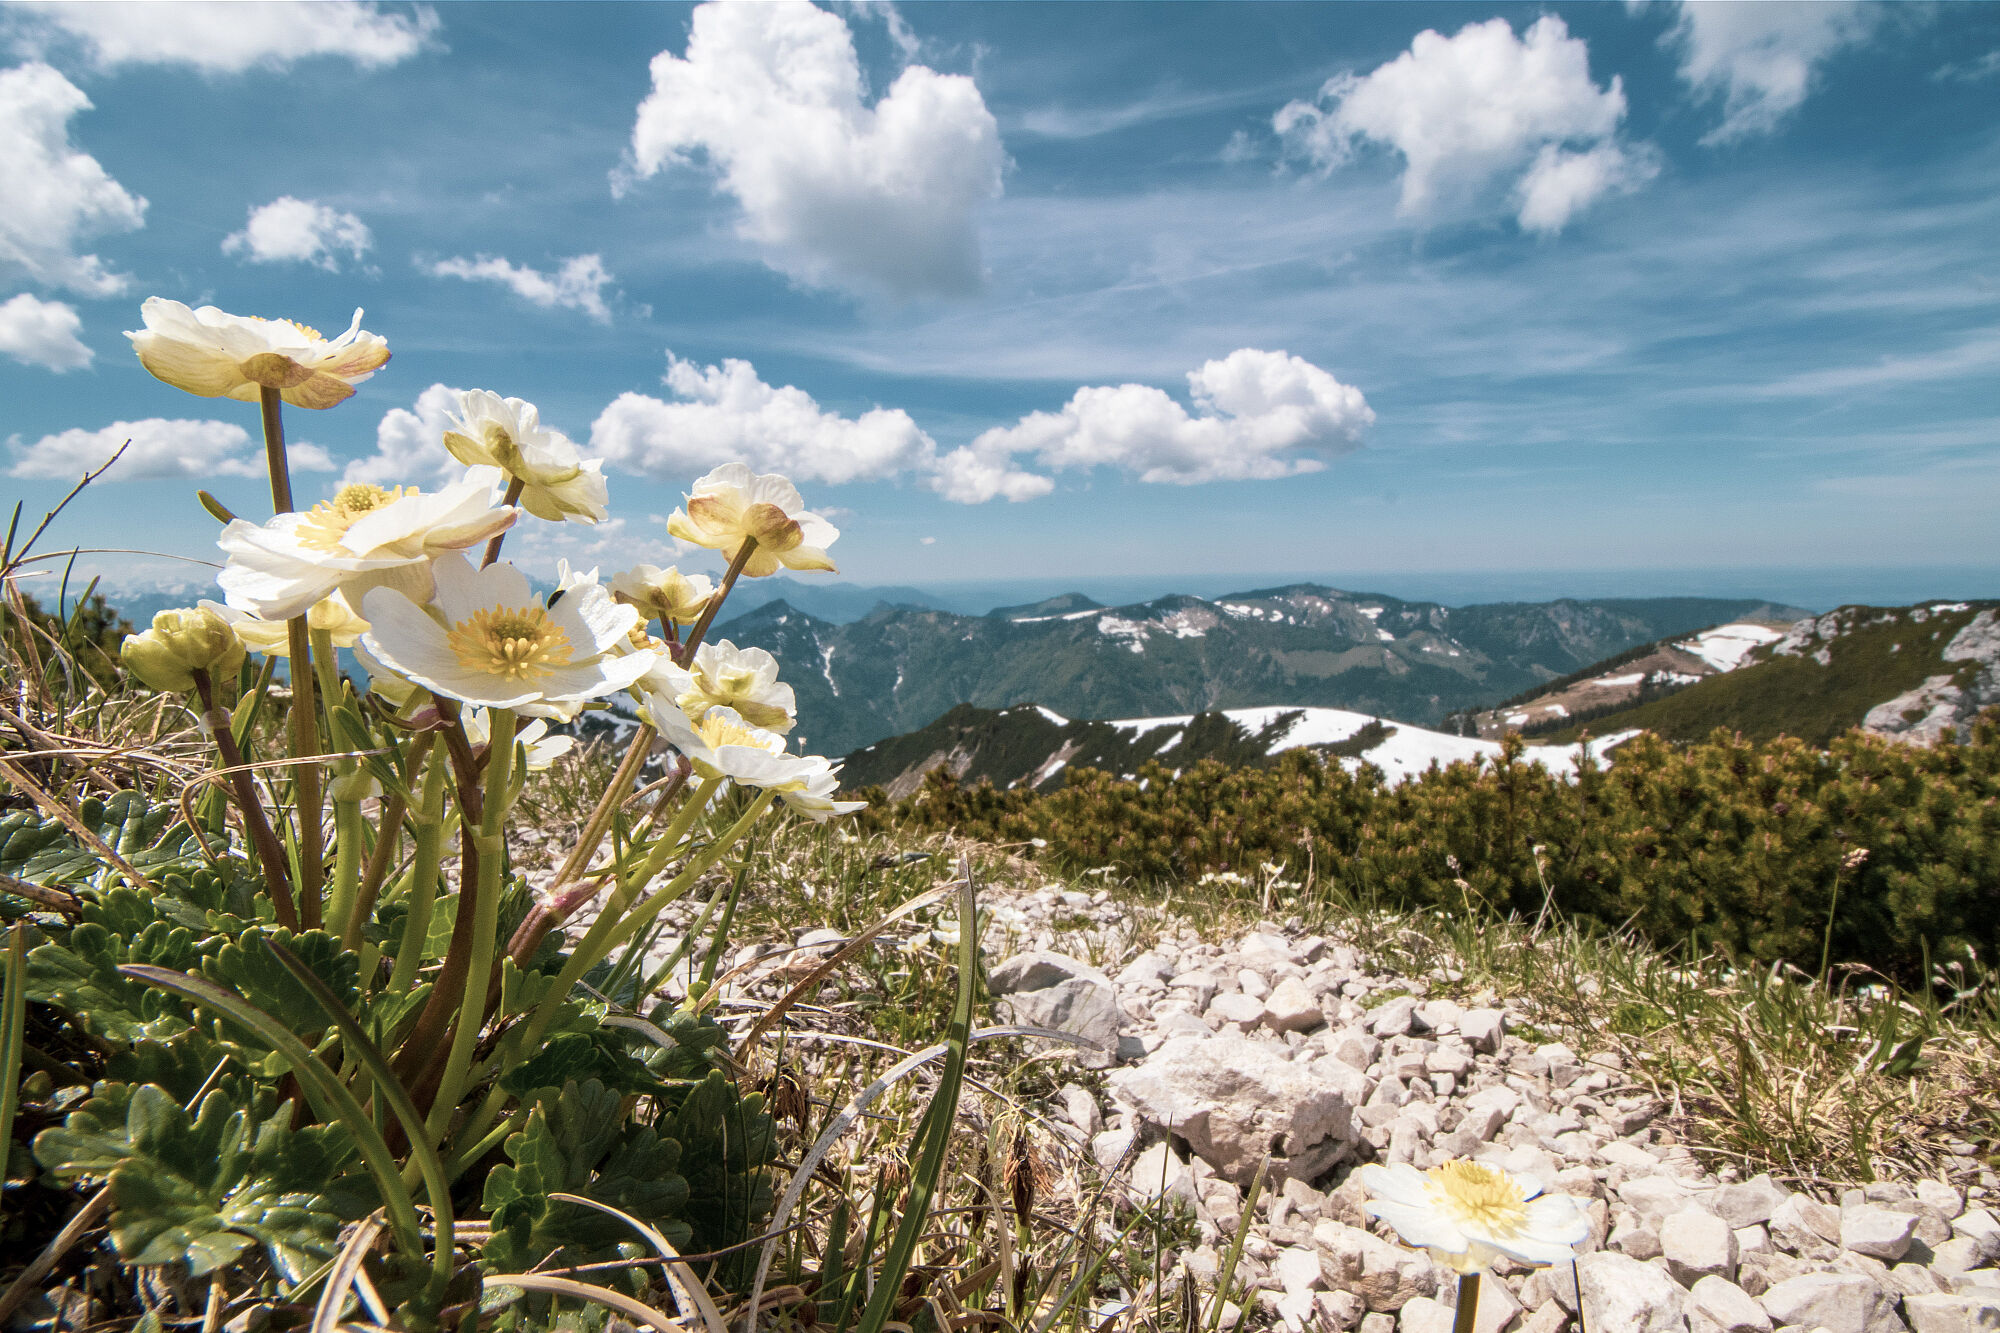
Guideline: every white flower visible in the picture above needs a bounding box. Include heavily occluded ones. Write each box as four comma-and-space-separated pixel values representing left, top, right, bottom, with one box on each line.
216, 467, 517, 620
444, 389, 608, 523
200, 592, 367, 656
643, 638, 795, 733
359, 553, 655, 717
666, 464, 837, 578
355, 640, 421, 709
1357, 1160, 1588, 1274
463, 707, 574, 772
609, 563, 713, 626
641, 697, 861, 818
127, 298, 390, 409
555, 560, 600, 593
773, 754, 866, 823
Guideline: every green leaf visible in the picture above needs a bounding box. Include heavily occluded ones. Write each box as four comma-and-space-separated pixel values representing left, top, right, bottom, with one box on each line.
665, 1070, 774, 1257
34, 1082, 369, 1279
482, 1079, 692, 1272
25, 890, 218, 1041
0, 793, 199, 887
201, 928, 359, 1043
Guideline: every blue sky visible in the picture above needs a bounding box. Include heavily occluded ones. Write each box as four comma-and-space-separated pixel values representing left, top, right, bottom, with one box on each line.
2, 0, 1997, 606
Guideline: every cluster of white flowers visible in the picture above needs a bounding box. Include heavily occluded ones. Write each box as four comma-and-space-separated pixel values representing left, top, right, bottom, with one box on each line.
123, 298, 863, 822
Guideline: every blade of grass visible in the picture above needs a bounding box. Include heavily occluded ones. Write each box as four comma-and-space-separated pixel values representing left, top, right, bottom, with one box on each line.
118, 964, 430, 1269
0, 926, 26, 1182
1205, 1158, 1265, 1333
481, 1275, 686, 1333
549, 1192, 726, 1333
851, 857, 980, 1333
262, 940, 455, 1284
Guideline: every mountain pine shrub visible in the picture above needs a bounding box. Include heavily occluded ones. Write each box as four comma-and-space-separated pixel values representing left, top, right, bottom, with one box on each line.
865, 713, 2000, 979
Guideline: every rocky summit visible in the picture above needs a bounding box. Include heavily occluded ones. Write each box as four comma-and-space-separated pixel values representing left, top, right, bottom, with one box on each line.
961, 887, 1997, 1333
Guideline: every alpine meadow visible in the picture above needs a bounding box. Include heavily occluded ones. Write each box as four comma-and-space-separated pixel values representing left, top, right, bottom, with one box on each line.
3, 4, 1999, 1333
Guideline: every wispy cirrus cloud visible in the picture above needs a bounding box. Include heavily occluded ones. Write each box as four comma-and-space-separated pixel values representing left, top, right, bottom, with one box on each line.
419, 253, 617, 322
1659, 0, 1885, 143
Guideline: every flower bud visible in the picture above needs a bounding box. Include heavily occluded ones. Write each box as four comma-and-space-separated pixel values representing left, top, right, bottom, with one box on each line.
121, 607, 246, 692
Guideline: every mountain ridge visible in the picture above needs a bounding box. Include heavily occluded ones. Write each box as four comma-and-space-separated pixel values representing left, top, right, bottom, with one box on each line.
709, 583, 1807, 756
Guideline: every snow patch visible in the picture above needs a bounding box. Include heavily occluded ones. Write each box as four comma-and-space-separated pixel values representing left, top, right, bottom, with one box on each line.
1676, 622, 1785, 673
1033, 706, 1068, 726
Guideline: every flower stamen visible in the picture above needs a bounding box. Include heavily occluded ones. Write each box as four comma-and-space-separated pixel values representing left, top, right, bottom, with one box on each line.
1426, 1161, 1529, 1236
295, 483, 411, 552
446, 605, 574, 681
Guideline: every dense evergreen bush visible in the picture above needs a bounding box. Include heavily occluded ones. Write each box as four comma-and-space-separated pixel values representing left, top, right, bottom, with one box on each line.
863, 713, 2000, 979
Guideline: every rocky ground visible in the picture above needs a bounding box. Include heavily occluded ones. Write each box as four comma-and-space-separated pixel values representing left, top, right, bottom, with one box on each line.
698, 875, 2000, 1333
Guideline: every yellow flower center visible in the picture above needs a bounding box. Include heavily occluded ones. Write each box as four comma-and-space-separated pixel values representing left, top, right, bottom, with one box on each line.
446, 606, 574, 681
295, 483, 411, 552
276, 317, 323, 341
695, 711, 769, 751
1426, 1161, 1529, 1236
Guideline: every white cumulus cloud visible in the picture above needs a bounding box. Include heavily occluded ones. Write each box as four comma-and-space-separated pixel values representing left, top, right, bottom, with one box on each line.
422, 254, 615, 323
953, 349, 1373, 501
4, 1, 438, 73
223, 196, 372, 270
624, 0, 1003, 298
927, 443, 1054, 505
9, 418, 333, 481
0, 291, 90, 370
343, 382, 468, 487
0, 62, 146, 295
1275, 15, 1649, 233
1662, 1, 1881, 143
592, 354, 939, 485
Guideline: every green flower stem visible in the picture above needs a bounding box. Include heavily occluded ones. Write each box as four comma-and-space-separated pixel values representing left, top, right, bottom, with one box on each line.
674, 535, 756, 666
325, 799, 366, 947
382, 747, 448, 1001
481, 476, 527, 568
421, 708, 516, 1148
584, 788, 774, 980
259, 387, 325, 930
452, 780, 763, 1165
528, 722, 656, 925
191, 669, 298, 930
313, 627, 371, 944
345, 786, 409, 953
1452, 1273, 1479, 1333
551, 772, 722, 990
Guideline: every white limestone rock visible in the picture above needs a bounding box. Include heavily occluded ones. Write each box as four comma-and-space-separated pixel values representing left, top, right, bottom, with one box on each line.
1310, 1219, 1439, 1311
1665, 1206, 1741, 1286
1843, 1208, 1920, 1263
1687, 1276, 1774, 1333
1902, 1292, 2000, 1333
1109, 1032, 1360, 1184
1758, 1272, 1903, 1333
1577, 1251, 1689, 1333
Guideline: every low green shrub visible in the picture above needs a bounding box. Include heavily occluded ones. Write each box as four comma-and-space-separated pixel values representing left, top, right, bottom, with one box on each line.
864, 714, 2000, 979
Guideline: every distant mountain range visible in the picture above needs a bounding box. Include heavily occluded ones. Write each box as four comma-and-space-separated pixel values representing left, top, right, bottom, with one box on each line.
837, 600, 2000, 798
1527, 601, 2000, 748
838, 701, 1631, 797
709, 584, 1808, 756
